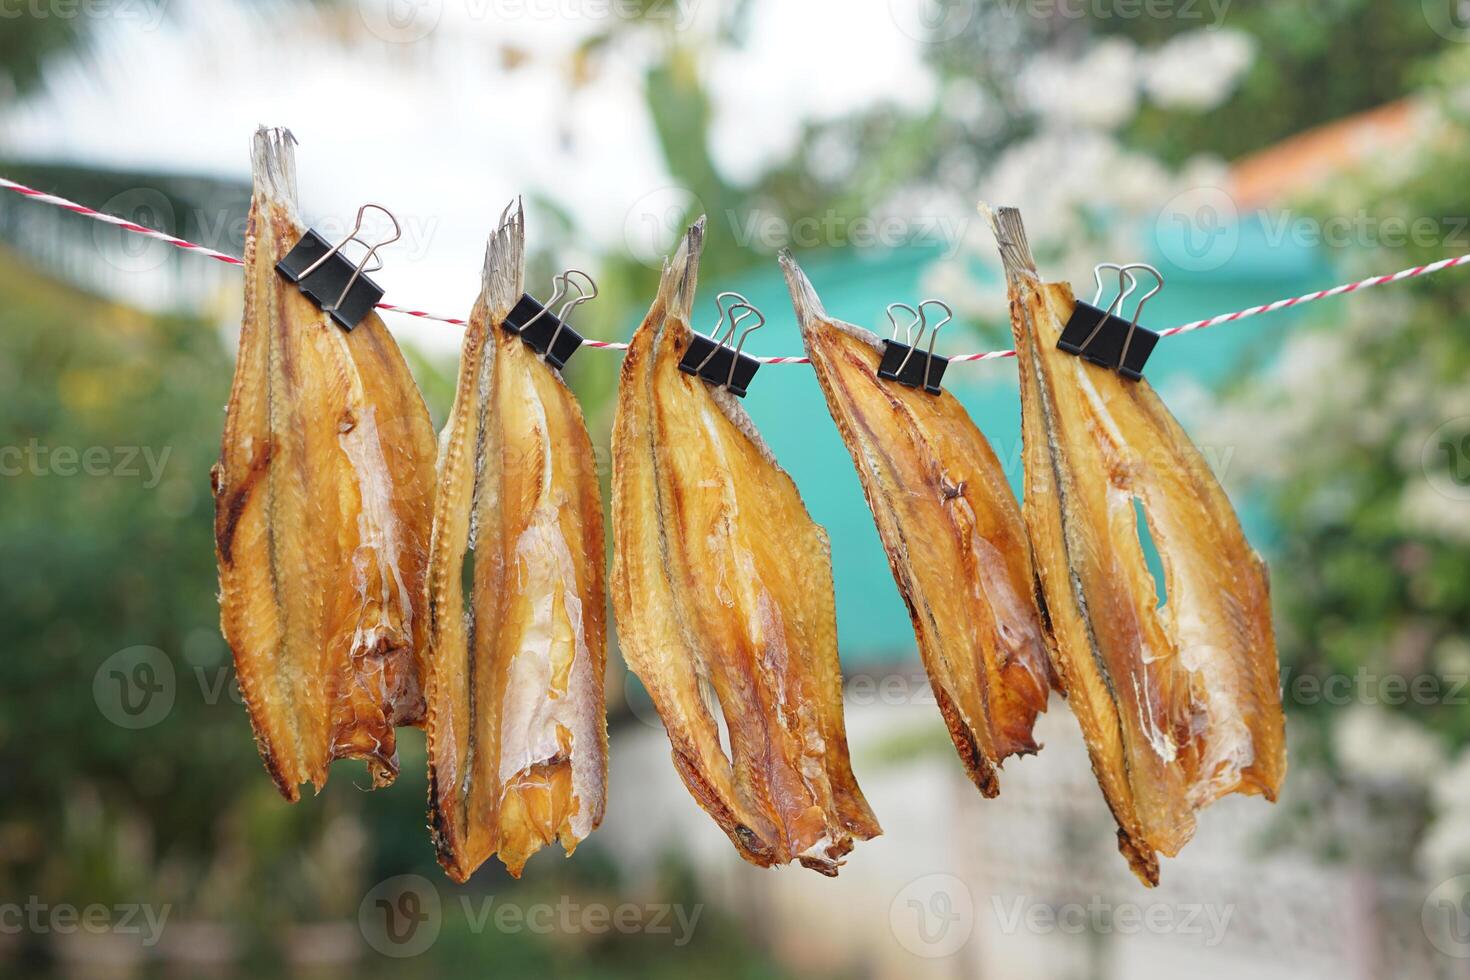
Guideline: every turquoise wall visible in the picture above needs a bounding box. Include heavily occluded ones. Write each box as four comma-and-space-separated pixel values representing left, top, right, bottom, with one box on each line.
689, 220, 1331, 665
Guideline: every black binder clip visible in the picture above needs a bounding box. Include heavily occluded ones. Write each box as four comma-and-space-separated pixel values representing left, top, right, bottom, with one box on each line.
1057, 263, 1163, 380
275, 204, 399, 331
878, 299, 951, 394
678, 291, 764, 397
502, 270, 596, 370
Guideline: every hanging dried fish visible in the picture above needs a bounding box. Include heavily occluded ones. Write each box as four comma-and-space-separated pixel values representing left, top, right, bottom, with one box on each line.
424, 204, 608, 881
212, 127, 437, 799
610, 220, 881, 876
781, 253, 1057, 797
984, 204, 1286, 886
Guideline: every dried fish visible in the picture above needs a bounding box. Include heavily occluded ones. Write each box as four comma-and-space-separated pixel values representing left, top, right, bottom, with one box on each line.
984, 204, 1286, 886
213, 127, 437, 799
781, 254, 1057, 797
610, 220, 881, 876
424, 205, 608, 881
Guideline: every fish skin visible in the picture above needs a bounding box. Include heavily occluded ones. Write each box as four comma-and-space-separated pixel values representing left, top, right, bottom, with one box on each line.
610, 221, 881, 876
780, 253, 1057, 798
983, 205, 1286, 886
212, 127, 437, 800
423, 204, 608, 881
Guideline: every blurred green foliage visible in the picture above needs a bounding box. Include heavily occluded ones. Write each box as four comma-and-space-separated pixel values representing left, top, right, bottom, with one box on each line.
1271, 252, 1470, 753
1253, 49, 1470, 745
1118, 0, 1450, 162
1184, 43, 1470, 875
0, 18, 79, 97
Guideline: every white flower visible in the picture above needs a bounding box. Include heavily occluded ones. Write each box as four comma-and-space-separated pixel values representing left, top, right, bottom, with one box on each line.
1419, 749, 1470, 878
1399, 482, 1470, 545
1436, 636, 1470, 679
1333, 704, 1447, 787
806, 127, 860, 185
1432, 748, 1470, 813
941, 77, 992, 129
922, 257, 1007, 324
1019, 38, 1141, 131
1142, 29, 1255, 112
1419, 819, 1470, 880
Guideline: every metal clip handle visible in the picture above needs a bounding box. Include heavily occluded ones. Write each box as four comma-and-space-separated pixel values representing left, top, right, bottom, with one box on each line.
1080, 262, 1163, 361
296, 203, 402, 314
880, 298, 952, 394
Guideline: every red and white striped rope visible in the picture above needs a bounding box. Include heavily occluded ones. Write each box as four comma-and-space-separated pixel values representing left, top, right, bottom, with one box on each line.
0, 175, 244, 267
1156, 251, 1470, 338
5, 173, 1467, 364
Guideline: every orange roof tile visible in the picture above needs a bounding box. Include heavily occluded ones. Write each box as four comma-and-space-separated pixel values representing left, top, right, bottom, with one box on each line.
1229, 100, 1418, 208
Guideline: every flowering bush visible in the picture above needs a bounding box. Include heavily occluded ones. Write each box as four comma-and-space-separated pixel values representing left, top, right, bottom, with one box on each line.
1196, 48, 1470, 876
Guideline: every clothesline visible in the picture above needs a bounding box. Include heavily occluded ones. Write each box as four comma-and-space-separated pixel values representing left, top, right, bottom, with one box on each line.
4, 173, 1468, 364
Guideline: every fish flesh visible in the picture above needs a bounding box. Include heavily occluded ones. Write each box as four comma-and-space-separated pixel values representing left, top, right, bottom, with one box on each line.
212, 127, 437, 799
610, 220, 880, 875
781, 253, 1056, 797
984, 204, 1286, 885
424, 205, 608, 881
